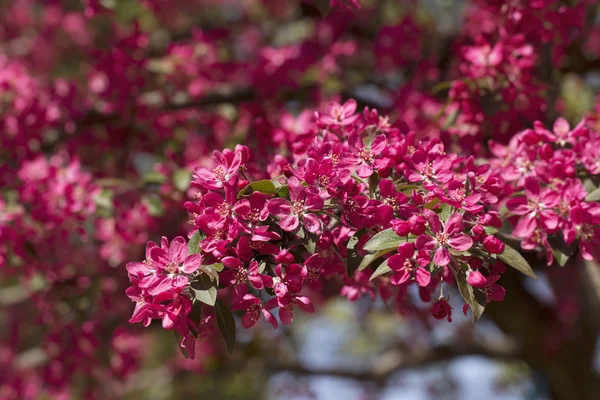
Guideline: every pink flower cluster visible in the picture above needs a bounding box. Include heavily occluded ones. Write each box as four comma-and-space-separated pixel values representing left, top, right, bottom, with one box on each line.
490, 118, 600, 264
127, 99, 520, 353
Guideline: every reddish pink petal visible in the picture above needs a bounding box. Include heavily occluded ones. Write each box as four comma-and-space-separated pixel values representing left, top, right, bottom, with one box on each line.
268, 198, 292, 216
280, 215, 300, 231
415, 268, 431, 287
433, 247, 450, 266
448, 234, 473, 251
169, 237, 188, 264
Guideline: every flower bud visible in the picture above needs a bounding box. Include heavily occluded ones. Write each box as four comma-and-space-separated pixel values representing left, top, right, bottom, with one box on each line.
483, 235, 505, 254
391, 219, 410, 236
467, 270, 487, 288
408, 215, 427, 235
275, 249, 295, 264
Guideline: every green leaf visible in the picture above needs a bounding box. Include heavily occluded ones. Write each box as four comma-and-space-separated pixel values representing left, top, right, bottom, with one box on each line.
396, 184, 420, 191
483, 226, 499, 235
442, 108, 459, 129
439, 204, 452, 222
498, 244, 538, 279
188, 231, 203, 255
369, 259, 391, 281
198, 265, 220, 283
585, 187, 600, 202
424, 198, 441, 210
188, 303, 203, 338
142, 171, 167, 184
94, 189, 114, 210
173, 169, 191, 192
314, 0, 330, 15
302, 232, 318, 254
368, 173, 379, 197
357, 248, 394, 271
346, 229, 366, 277
551, 248, 570, 267
173, 331, 189, 359
143, 194, 164, 216
276, 185, 289, 198
192, 284, 217, 306
215, 300, 236, 355
454, 267, 487, 322
363, 229, 402, 252
238, 180, 277, 198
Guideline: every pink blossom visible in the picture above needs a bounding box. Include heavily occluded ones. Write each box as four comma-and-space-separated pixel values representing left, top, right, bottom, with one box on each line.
268, 177, 323, 232
387, 242, 431, 287
416, 211, 473, 266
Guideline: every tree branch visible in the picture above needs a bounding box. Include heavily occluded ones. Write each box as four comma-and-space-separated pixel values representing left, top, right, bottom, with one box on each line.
264, 340, 519, 383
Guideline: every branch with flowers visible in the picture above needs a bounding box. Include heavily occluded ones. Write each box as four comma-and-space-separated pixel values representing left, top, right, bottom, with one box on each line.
125, 98, 600, 358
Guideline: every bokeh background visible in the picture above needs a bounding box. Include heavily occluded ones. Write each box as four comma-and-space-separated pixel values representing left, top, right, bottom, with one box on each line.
2, 0, 600, 399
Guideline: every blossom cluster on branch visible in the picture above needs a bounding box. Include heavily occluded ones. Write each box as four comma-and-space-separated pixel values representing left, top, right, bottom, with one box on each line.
128, 99, 595, 357
3, 0, 600, 397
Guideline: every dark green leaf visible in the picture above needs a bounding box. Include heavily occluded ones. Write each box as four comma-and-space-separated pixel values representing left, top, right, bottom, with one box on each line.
173, 331, 189, 359
368, 173, 379, 197
424, 198, 441, 210
191, 273, 218, 305
215, 300, 236, 355
363, 229, 402, 252
498, 244, 538, 279
238, 180, 277, 198
188, 303, 203, 338
276, 185, 289, 198
396, 184, 420, 191
346, 229, 367, 277
369, 259, 391, 281
188, 231, 204, 255
357, 248, 393, 271
454, 267, 487, 322
190, 272, 218, 306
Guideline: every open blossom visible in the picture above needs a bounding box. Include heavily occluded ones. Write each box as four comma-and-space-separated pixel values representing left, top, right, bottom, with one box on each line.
133, 237, 203, 296
387, 242, 431, 287
565, 206, 600, 261
408, 151, 454, 188
192, 146, 247, 190
341, 132, 388, 178
231, 294, 278, 329
318, 99, 359, 126
506, 177, 560, 238
416, 211, 473, 266
432, 298, 453, 322
268, 176, 324, 232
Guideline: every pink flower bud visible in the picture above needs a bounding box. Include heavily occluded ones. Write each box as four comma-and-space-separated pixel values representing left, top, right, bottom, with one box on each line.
411, 190, 424, 205
467, 270, 487, 288
275, 249, 295, 264
483, 235, 505, 254
408, 215, 427, 235
391, 219, 410, 236
432, 298, 452, 322
472, 224, 485, 238
237, 179, 250, 189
